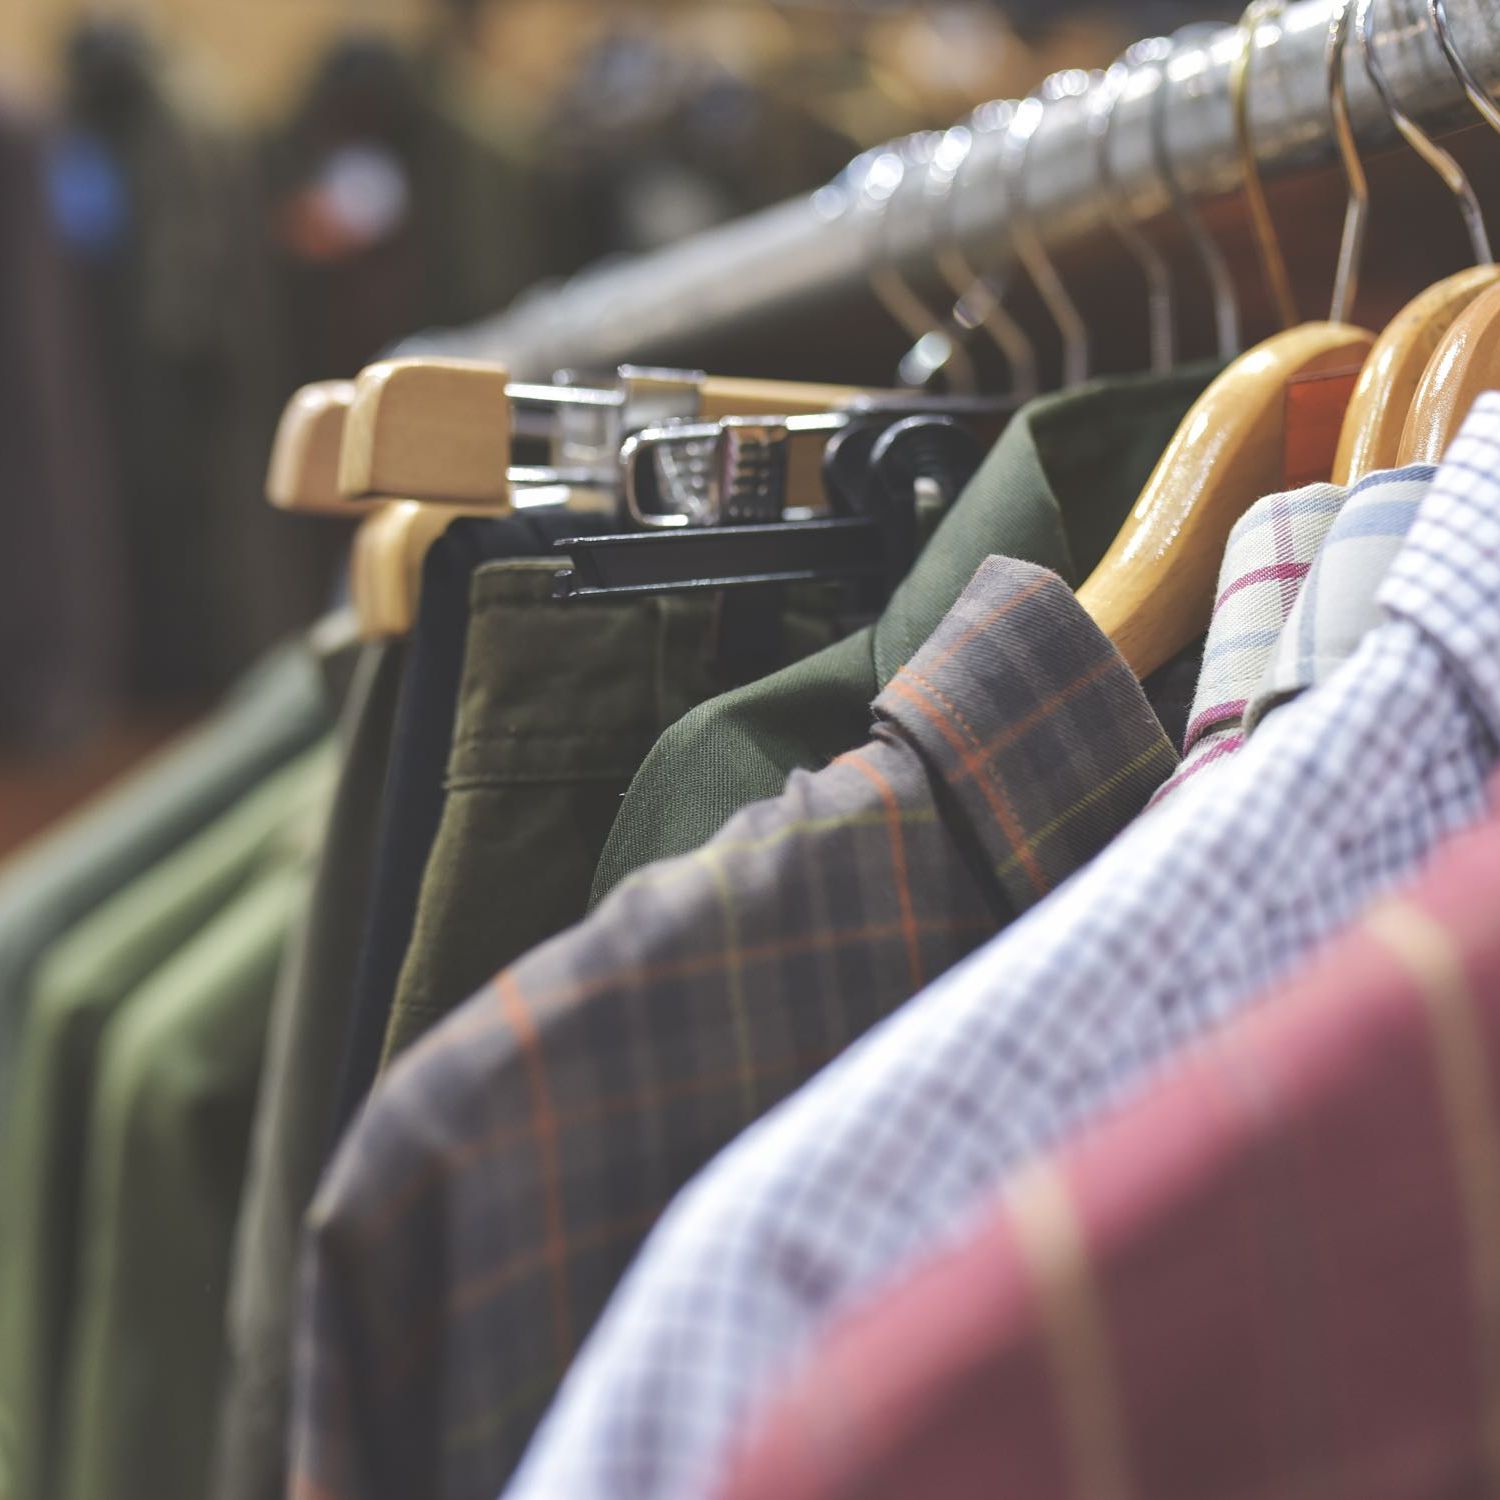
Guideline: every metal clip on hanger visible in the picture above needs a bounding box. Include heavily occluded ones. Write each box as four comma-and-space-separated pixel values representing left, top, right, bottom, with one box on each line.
621, 387, 1008, 532
538, 365, 877, 472
1334, 0, 1500, 479
554, 410, 985, 603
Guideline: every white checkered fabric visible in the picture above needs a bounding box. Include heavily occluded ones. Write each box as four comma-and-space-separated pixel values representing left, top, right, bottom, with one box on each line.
499, 397, 1500, 1500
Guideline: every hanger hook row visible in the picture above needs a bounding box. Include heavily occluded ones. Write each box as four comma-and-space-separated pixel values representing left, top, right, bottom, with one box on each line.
1090, 49, 1176, 372
1429, 0, 1500, 137
1150, 28, 1242, 358
860, 135, 979, 393
1232, 0, 1299, 330
1326, 0, 1369, 323
1357, 0, 1492, 266
1003, 73, 1092, 389
930, 101, 1040, 401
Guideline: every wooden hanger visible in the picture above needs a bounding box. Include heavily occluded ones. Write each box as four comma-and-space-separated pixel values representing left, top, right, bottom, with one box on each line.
348, 500, 511, 641
1077, 1, 1374, 678
1331, 0, 1500, 482
265, 381, 368, 518
1077, 323, 1373, 677
1397, 279, 1500, 462
632, 371, 872, 424
1335, 266, 1500, 479
340, 358, 519, 506
339, 356, 883, 505
338, 357, 570, 640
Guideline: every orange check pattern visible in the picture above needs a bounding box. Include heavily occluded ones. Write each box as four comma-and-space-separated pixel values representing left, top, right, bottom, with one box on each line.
719, 791, 1500, 1500
288, 557, 1179, 1500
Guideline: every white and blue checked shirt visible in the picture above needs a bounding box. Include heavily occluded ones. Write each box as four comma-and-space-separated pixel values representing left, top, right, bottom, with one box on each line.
1149, 477, 1348, 805
1153, 463, 1435, 804
500, 405, 1500, 1500
1246, 462, 1436, 733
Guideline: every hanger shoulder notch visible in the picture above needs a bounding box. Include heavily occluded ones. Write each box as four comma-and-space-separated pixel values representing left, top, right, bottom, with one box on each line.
266, 381, 365, 517
1077, 321, 1374, 679
1399, 280, 1500, 466
1335, 266, 1500, 483
339, 358, 515, 506
351, 500, 494, 642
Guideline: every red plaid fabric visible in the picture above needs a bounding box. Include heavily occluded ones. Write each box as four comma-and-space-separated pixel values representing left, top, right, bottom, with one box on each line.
717, 791, 1500, 1500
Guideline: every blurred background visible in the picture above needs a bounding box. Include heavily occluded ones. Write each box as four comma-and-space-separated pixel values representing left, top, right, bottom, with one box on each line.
0, 0, 1239, 853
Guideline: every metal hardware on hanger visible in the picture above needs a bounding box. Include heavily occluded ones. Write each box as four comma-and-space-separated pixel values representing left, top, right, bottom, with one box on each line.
1232, 0, 1300, 330
555, 412, 983, 603
1003, 75, 1093, 389
620, 414, 838, 532
358, 362, 884, 524
1090, 53, 1176, 373
617, 393, 1005, 531
1149, 29, 1242, 359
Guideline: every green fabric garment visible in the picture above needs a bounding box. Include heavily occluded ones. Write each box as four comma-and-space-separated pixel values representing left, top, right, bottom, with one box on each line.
588, 364, 1218, 905
52, 771, 330, 1500
212, 641, 405, 1500
0, 745, 334, 1500
0, 642, 330, 1144
381, 561, 850, 1065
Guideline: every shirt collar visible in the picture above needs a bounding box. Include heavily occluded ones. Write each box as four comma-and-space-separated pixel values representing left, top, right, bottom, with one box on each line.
871, 363, 1219, 690
1379, 396, 1500, 742
874, 555, 1178, 918
1244, 463, 1437, 736
1181, 481, 1349, 755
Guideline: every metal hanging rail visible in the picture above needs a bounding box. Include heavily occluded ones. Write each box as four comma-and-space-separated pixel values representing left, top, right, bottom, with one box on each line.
418, 0, 1500, 378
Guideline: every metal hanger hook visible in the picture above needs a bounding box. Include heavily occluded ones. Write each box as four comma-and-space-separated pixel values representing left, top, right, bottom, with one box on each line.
1232, 0, 1299, 330
859, 136, 979, 393
1090, 52, 1176, 372
1003, 74, 1092, 389
1327, 0, 1369, 322
1431, 0, 1500, 136
1148, 28, 1242, 358
929, 102, 1040, 401
1358, 0, 1492, 266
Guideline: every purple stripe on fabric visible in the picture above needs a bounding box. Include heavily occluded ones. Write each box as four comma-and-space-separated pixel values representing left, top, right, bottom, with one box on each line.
1184, 700, 1249, 754
1149, 732, 1245, 807
1216, 561, 1312, 611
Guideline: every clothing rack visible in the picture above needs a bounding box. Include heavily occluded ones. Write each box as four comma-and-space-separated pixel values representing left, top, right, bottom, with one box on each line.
419, 0, 1500, 379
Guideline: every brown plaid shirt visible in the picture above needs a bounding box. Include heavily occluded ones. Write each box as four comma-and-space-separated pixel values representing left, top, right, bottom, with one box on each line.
289, 557, 1179, 1500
